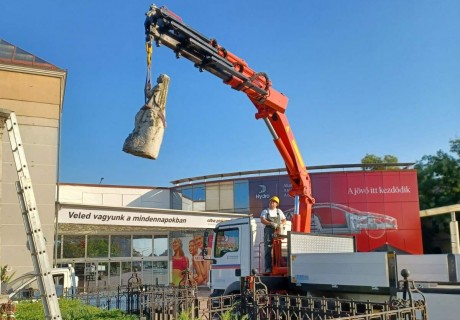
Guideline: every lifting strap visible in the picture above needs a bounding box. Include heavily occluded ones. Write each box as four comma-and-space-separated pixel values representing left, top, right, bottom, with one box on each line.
144, 40, 166, 128
145, 41, 153, 103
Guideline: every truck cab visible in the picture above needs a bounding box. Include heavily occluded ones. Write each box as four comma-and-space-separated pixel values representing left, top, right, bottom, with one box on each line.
210, 217, 252, 296
209, 217, 290, 296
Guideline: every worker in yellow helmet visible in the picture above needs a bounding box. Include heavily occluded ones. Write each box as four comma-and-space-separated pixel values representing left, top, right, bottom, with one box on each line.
260, 196, 286, 273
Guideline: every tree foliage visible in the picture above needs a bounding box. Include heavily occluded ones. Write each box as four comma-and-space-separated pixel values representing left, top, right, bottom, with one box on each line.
415, 139, 460, 253
361, 154, 399, 170
415, 139, 460, 210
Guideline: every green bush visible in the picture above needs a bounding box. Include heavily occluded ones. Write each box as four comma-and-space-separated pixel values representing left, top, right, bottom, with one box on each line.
15, 299, 138, 320
0, 265, 15, 283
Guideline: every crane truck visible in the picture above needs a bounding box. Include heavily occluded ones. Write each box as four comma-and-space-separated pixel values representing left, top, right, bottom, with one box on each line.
142, 5, 404, 301
143, 7, 460, 309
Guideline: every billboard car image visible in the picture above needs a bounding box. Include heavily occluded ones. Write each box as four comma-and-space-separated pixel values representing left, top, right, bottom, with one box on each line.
285, 202, 398, 234
250, 170, 422, 254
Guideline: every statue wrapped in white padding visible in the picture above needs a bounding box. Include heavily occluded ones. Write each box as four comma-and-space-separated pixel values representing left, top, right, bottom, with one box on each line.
123, 74, 170, 159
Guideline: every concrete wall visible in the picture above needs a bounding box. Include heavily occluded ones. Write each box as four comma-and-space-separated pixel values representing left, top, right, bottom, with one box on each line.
0, 63, 66, 276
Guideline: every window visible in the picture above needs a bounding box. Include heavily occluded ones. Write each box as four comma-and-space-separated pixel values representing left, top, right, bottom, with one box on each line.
193, 185, 205, 201
110, 235, 131, 257
98, 262, 109, 286
121, 262, 132, 285
171, 190, 183, 210
133, 235, 153, 257
219, 181, 233, 211
87, 235, 109, 258
109, 262, 121, 287
205, 183, 219, 211
142, 261, 154, 285
182, 187, 193, 200
55, 236, 62, 259
62, 235, 85, 258
214, 228, 239, 258
193, 184, 205, 211
154, 235, 168, 257
132, 260, 143, 273
180, 187, 193, 211
152, 261, 168, 285
205, 182, 234, 212
234, 180, 249, 213
180, 185, 205, 211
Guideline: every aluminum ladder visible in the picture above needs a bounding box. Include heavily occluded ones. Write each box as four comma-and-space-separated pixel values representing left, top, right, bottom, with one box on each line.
0, 109, 61, 319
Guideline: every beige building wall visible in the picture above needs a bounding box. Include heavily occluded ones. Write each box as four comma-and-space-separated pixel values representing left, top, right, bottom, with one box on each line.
0, 62, 66, 276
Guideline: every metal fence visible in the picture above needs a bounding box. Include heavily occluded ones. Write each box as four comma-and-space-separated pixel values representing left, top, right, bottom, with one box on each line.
239, 293, 427, 320
130, 285, 427, 320
12, 280, 425, 319
6, 271, 429, 319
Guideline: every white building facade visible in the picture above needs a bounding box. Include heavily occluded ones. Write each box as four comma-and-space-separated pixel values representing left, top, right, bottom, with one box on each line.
56, 183, 244, 290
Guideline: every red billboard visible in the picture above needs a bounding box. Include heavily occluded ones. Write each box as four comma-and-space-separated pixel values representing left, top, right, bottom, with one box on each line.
249, 170, 423, 254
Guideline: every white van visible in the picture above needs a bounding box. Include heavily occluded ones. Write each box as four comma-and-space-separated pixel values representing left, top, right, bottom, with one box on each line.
5, 265, 78, 301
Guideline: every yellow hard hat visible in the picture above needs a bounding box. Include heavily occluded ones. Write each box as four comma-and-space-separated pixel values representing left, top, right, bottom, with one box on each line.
270, 196, 280, 205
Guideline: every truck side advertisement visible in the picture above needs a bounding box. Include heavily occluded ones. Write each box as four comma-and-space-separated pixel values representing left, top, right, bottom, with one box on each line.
249, 170, 422, 254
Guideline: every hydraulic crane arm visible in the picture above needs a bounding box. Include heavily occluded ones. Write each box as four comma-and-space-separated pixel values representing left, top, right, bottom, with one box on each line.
145, 5, 314, 232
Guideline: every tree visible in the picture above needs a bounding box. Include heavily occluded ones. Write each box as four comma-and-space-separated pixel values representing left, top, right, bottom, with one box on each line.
415, 139, 460, 253
415, 139, 460, 210
361, 154, 399, 170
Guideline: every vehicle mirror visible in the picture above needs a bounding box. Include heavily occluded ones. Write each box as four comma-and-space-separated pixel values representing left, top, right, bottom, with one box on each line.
202, 230, 213, 258
203, 230, 209, 246
202, 230, 209, 257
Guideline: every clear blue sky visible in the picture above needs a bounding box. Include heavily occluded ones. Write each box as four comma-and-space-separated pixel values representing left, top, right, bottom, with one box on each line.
2, 0, 459, 187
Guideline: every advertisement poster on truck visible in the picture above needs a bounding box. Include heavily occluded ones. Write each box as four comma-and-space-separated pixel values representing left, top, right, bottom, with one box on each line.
249, 170, 422, 254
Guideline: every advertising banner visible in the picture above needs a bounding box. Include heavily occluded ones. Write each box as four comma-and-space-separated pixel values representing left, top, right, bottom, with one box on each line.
250, 170, 422, 254
58, 207, 231, 229
170, 232, 212, 287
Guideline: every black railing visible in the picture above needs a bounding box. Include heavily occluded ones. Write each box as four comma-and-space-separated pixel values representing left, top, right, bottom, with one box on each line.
11, 280, 427, 319
134, 285, 427, 320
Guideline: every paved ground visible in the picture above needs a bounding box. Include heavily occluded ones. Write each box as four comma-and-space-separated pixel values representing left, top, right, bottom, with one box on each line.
423, 293, 460, 320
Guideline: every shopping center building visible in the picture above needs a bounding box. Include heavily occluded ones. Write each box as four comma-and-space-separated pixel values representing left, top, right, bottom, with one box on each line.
54, 163, 423, 290
0, 39, 423, 292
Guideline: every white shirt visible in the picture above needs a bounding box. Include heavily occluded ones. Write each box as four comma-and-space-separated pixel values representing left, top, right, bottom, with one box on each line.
260, 208, 286, 223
